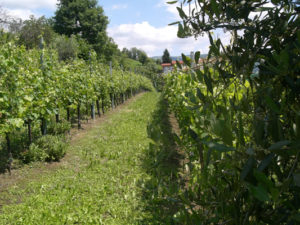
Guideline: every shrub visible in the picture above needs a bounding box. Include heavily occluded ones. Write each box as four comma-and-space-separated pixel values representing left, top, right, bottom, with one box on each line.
22, 135, 68, 163
23, 143, 48, 163
48, 120, 71, 135
35, 135, 68, 162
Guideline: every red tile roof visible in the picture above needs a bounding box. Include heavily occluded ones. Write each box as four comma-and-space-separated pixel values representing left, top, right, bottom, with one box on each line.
172, 60, 183, 65
161, 63, 172, 67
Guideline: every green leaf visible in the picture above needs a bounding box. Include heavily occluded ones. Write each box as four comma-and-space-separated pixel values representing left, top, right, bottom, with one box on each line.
188, 128, 199, 141
268, 140, 291, 150
167, 1, 178, 4
176, 60, 182, 69
211, 118, 233, 145
258, 153, 275, 171
241, 156, 255, 181
203, 74, 213, 94
249, 184, 270, 202
196, 88, 206, 102
205, 141, 235, 152
168, 21, 180, 26
211, 0, 220, 17
7, 118, 24, 128
290, 213, 300, 222
265, 95, 280, 114
293, 174, 300, 187
195, 69, 203, 82
177, 7, 187, 19
194, 51, 200, 64
253, 170, 273, 190
206, 148, 212, 166
181, 54, 191, 67
177, 23, 185, 38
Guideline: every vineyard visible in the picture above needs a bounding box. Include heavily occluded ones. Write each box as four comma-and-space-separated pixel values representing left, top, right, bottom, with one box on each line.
0, 40, 153, 172
1, 0, 300, 224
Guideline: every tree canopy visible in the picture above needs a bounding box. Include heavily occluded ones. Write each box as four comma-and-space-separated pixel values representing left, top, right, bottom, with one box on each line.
18, 16, 55, 49
162, 49, 171, 63
53, 0, 116, 60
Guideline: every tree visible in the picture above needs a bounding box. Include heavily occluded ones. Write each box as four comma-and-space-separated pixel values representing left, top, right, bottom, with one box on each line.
8, 18, 23, 34
137, 50, 148, 64
53, 35, 78, 61
155, 58, 162, 65
122, 48, 131, 58
0, 7, 10, 26
18, 16, 55, 49
162, 49, 171, 63
54, 0, 111, 59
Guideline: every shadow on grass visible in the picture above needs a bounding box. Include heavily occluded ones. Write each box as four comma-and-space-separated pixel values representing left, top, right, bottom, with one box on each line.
139, 97, 183, 224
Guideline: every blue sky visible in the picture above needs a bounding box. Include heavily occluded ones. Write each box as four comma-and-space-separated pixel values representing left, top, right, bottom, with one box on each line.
0, 0, 230, 57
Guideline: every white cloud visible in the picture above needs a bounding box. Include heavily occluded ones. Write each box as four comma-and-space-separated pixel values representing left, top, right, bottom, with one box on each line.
156, 0, 194, 21
112, 4, 128, 10
108, 21, 231, 57
0, 0, 58, 10
3, 7, 40, 20
0, 0, 57, 20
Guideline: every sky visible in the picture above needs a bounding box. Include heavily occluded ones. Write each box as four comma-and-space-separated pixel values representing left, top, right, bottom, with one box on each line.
0, 0, 231, 57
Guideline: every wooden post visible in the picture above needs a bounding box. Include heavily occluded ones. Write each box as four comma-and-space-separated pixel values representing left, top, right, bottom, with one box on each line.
40, 37, 47, 135
89, 51, 95, 120
28, 120, 32, 145
6, 133, 12, 175
77, 104, 81, 129
96, 99, 100, 117
121, 66, 125, 103
109, 61, 114, 109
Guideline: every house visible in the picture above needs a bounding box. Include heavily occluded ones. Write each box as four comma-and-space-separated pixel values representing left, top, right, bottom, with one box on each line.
161, 60, 184, 73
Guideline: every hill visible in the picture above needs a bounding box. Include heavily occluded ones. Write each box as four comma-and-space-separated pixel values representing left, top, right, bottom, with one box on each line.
151, 54, 208, 61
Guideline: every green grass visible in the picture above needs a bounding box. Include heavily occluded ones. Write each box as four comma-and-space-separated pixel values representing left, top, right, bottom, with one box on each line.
0, 92, 164, 224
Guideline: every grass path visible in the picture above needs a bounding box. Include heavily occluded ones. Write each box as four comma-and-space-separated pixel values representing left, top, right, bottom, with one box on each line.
0, 92, 164, 224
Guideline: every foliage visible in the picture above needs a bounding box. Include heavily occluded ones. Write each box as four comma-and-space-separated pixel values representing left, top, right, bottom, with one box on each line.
163, 0, 300, 224
18, 16, 55, 49
8, 18, 23, 34
75, 36, 92, 60
34, 135, 67, 162
122, 47, 149, 64
53, 35, 78, 61
0, 40, 154, 171
23, 143, 48, 163
21, 134, 67, 163
47, 119, 71, 135
54, 0, 116, 60
162, 49, 172, 63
